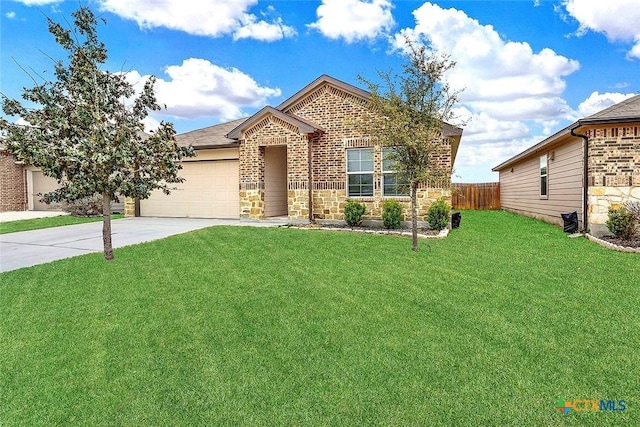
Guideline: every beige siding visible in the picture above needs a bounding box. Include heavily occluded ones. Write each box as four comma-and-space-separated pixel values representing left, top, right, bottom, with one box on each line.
264, 146, 288, 217
500, 139, 583, 228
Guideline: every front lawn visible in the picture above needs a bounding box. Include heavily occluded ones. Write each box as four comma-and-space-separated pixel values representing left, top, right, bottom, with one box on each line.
0, 214, 123, 234
1, 211, 637, 426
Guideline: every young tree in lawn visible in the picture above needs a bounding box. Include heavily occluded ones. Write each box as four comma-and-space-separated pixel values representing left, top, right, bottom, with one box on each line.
0, 7, 194, 260
358, 37, 462, 251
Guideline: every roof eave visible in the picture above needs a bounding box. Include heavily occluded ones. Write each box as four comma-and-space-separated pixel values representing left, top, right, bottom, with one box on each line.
190, 142, 239, 150
574, 116, 640, 128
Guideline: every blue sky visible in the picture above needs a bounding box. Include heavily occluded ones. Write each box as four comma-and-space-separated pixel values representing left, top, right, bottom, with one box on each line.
1, 0, 639, 182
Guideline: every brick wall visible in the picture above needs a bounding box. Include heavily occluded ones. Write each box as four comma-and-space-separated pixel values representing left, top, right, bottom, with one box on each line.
238, 81, 453, 221
0, 150, 27, 212
587, 126, 640, 187
585, 125, 640, 236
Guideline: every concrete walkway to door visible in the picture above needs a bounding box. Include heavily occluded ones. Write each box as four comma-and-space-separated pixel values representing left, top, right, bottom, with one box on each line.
0, 217, 286, 273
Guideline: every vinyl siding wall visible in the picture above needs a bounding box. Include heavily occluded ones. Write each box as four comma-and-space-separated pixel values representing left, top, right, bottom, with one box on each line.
499, 138, 583, 228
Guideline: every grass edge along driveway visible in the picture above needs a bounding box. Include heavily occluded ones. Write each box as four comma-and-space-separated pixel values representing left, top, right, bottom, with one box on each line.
1, 210, 637, 426
0, 214, 124, 234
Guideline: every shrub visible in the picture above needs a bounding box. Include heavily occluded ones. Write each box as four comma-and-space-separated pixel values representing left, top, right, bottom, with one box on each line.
605, 206, 636, 240
427, 197, 450, 231
64, 195, 104, 217
382, 199, 403, 229
344, 199, 366, 227
625, 200, 640, 223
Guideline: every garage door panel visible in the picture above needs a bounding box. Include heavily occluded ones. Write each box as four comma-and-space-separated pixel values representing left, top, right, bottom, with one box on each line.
32, 171, 61, 211
141, 160, 239, 218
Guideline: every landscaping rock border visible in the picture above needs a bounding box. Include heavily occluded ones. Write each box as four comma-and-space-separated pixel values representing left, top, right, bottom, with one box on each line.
586, 234, 640, 253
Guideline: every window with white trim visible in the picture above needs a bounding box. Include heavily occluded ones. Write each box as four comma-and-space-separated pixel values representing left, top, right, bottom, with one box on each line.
540, 154, 548, 198
346, 148, 374, 197
382, 148, 409, 197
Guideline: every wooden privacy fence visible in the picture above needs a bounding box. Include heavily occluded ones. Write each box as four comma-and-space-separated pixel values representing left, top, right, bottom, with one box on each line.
451, 183, 500, 210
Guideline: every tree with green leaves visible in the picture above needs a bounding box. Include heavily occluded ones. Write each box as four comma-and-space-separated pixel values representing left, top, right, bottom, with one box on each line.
358, 37, 463, 251
0, 7, 194, 260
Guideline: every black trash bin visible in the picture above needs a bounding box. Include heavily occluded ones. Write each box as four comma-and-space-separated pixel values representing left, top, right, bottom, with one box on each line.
451, 212, 461, 229
561, 211, 578, 233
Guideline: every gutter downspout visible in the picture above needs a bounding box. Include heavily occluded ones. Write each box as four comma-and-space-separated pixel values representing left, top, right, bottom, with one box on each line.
571, 126, 589, 233
308, 133, 314, 223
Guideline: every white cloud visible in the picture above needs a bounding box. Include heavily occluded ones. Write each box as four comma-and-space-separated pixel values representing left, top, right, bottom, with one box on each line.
308, 0, 395, 43
142, 116, 161, 134
563, 0, 640, 59
233, 15, 297, 42
12, 0, 61, 4
394, 3, 584, 178
124, 59, 281, 121
6, 11, 17, 19
576, 91, 637, 117
97, 0, 296, 41
15, 117, 32, 126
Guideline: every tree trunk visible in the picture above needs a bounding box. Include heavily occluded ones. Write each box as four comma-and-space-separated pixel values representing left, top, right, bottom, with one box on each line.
411, 183, 419, 252
102, 192, 114, 260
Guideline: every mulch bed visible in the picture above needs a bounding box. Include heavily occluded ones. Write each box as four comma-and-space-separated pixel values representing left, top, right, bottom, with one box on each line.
288, 222, 448, 238
587, 234, 640, 253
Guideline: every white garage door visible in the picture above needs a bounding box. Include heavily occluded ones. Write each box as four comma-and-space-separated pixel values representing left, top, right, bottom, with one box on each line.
141, 160, 239, 219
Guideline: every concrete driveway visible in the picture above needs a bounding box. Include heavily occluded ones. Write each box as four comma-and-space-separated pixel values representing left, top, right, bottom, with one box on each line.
0, 217, 283, 273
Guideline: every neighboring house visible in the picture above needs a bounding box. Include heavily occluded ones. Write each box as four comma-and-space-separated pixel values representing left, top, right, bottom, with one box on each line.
136, 74, 463, 222
1, 149, 26, 212
1, 147, 62, 212
492, 94, 640, 236
1, 146, 124, 213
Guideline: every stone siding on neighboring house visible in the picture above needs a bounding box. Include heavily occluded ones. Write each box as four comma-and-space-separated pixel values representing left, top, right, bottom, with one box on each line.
586, 125, 640, 235
1, 151, 27, 212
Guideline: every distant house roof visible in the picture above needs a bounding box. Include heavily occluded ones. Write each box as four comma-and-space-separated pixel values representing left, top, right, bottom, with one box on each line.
175, 118, 246, 149
493, 94, 640, 172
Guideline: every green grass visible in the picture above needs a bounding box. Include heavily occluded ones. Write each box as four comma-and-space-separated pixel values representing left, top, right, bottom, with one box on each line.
1, 211, 638, 426
0, 214, 123, 234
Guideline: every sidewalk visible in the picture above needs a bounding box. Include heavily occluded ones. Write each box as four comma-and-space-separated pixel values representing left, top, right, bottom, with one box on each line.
0, 210, 68, 222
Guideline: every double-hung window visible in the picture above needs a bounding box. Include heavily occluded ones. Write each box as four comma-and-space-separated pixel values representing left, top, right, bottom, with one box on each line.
540, 154, 548, 198
346, 148, 374, 197
382, 148, 409, 197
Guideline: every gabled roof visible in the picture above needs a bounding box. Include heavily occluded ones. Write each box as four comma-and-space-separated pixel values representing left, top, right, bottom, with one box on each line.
578, 93, 640, 126
276, 74, 370, 112
225, 75, 363, 140
176, 118, 246, 149
493, 94, 640, 172
226, 106, 324, 140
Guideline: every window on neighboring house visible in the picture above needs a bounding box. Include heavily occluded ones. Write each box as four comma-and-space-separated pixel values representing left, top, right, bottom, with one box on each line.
382, 148, 409, 197
346, 148, 374, 197
540, 154, 548, 198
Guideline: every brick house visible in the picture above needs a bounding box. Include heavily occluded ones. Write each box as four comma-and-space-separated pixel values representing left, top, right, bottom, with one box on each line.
137, 74, 463, 222
1, 147, 65, 213
1, 149, 27, 212
1, 146, 123, 214
492, 94, 640, 236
